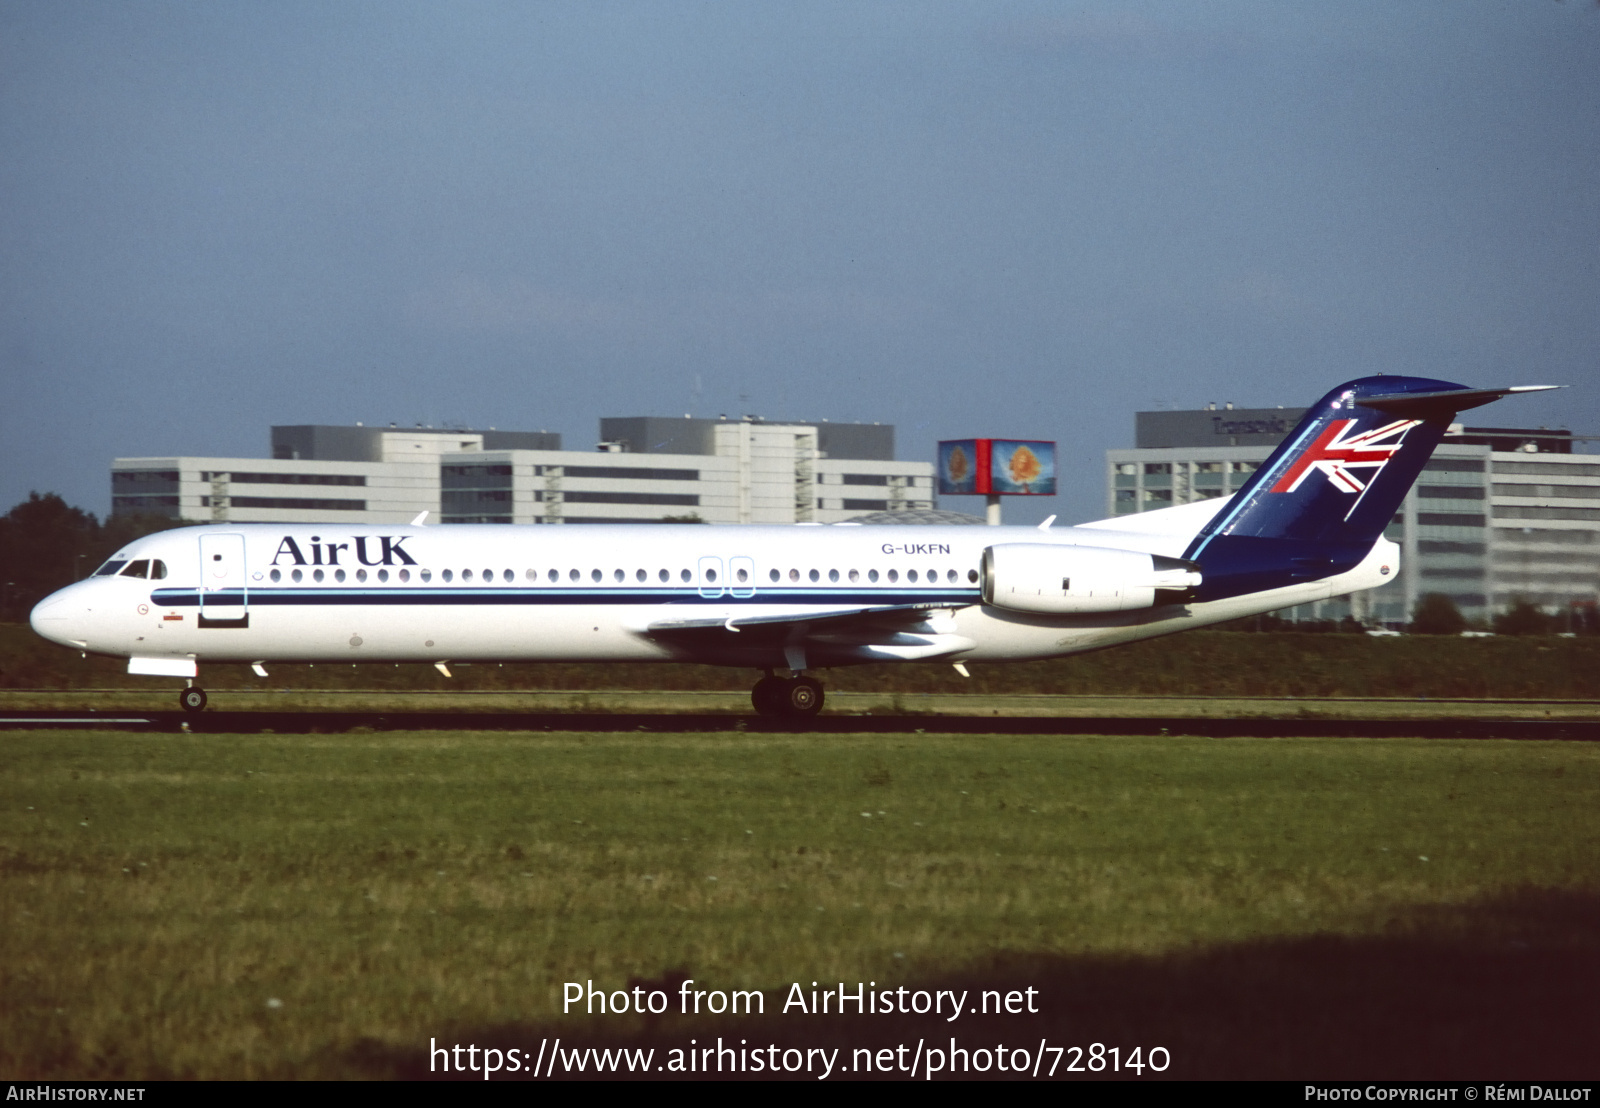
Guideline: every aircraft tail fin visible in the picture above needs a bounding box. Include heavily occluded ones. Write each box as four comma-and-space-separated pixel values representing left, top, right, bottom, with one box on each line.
1182, 376, 1557, 601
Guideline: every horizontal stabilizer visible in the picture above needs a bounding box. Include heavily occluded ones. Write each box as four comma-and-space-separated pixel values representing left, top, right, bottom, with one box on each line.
1357, 385, 1560, 418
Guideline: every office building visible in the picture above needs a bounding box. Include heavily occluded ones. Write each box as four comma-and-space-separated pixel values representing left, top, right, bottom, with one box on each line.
112, 416, 934, 528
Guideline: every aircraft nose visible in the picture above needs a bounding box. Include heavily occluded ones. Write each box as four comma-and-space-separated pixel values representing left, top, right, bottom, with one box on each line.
30, 588, 91, 649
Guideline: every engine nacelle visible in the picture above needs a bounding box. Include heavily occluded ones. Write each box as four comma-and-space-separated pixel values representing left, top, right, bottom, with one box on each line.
980, 543, 1203, 615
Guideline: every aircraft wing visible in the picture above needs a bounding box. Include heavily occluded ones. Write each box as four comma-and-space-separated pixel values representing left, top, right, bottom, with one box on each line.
643, 601, 974, 668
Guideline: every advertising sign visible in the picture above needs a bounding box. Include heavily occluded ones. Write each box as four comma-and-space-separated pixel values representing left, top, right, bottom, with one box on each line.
937, 439, 1056, 496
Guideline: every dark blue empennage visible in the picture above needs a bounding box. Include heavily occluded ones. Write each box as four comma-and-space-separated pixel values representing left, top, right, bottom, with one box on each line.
1183, 375, 1474, 602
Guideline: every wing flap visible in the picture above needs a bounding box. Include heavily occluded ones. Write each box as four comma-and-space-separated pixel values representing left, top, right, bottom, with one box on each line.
646, 601, 964, 637
643, 601, 972, 667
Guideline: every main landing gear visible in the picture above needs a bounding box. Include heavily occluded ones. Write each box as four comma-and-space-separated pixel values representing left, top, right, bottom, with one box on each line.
751, 672, 824, 718
179, 685, 207, 713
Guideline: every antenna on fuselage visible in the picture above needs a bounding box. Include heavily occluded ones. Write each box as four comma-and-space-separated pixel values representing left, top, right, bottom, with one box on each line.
411, 511, 429, 526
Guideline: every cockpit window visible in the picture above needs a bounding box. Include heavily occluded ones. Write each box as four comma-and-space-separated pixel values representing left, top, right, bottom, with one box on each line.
93, 560, 128, 577
151, 560, 167, 580
120, 560, 151, 578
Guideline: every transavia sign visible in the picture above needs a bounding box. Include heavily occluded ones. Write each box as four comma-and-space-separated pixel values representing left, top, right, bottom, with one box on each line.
1213, 415, 1291, 437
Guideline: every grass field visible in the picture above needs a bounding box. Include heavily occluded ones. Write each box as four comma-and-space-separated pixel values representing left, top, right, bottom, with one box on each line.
5, 688, 1599, 720
3, 726, 1598, 1079
6, 623, 1600, 700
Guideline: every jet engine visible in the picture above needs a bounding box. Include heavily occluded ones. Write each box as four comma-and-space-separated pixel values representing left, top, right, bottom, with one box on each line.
980, 544, 1203, 615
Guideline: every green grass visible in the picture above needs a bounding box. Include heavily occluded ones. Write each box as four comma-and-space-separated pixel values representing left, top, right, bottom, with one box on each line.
2, 728, 1599, 1078
6, 621, 1600, 698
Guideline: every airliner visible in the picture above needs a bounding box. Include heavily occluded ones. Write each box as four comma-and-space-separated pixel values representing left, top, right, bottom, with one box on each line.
30, 376, 1553, 717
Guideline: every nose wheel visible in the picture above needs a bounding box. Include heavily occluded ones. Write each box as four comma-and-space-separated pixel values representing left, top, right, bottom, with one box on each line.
751, 674, 824, 718
179, 686, 207, 713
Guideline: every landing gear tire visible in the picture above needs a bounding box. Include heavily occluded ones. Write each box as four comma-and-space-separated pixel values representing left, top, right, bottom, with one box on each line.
752, 676, 787, 716
179, 687, 207, 713
782, 676, 824, 718
750, 675, 825, 718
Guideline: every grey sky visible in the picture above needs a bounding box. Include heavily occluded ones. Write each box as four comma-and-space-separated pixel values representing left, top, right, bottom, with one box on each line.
3, 0, 1596, 526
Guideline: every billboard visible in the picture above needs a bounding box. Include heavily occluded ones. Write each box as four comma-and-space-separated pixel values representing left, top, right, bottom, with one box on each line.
937, 439, 1056, 496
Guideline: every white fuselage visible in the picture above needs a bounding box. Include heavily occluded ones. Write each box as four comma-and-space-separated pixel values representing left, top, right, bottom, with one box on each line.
30, 520, 1397, 673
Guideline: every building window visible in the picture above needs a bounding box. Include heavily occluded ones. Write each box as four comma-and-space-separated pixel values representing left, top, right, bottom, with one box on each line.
1494, 461, 1600, 478
1494, 505, 1600, 522
1492, 483, 1600, 500
230, 496, 366, 512
227, 472, 366, 486
563, 466, 698, 481
563, 492, 699, 506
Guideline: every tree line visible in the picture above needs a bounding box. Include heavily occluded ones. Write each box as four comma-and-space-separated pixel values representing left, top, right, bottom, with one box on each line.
0, 493, 186, 623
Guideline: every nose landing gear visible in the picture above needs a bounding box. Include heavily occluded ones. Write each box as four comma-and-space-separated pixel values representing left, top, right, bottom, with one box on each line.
179, 685, 207, 713
751, 672, 824, 718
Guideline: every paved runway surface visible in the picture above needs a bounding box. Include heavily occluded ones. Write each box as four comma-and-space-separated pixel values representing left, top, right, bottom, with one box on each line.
0, 709, 1594, 739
